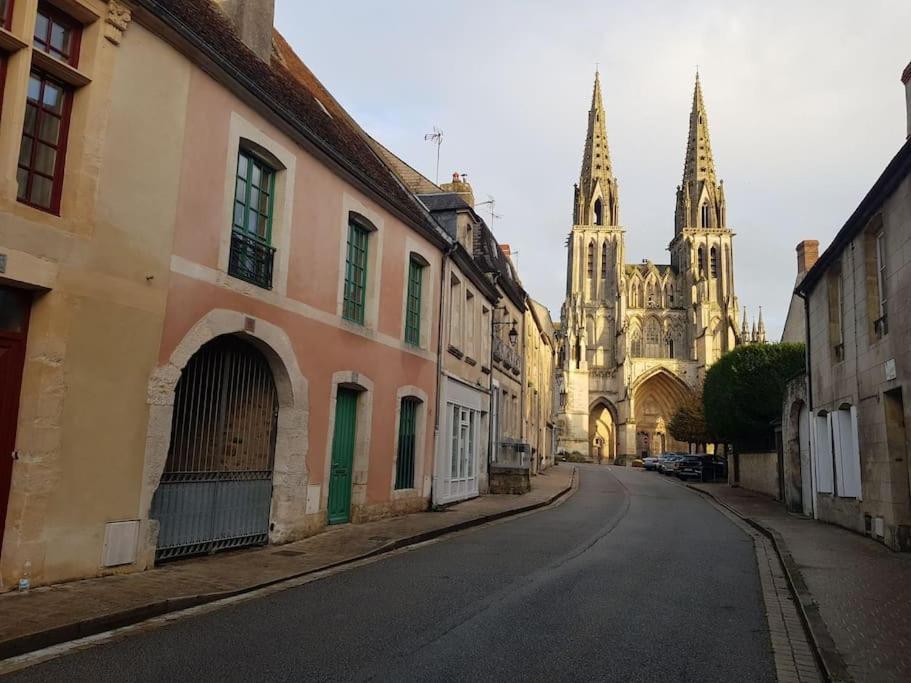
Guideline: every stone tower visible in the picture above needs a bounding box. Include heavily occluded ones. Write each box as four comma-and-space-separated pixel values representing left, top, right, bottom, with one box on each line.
557, 72, 742, 463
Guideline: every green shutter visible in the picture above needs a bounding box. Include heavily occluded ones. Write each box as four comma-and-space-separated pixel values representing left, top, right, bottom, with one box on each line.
343, 222, 369, 324
404, 259, 423, 345
395, 398, 419, 490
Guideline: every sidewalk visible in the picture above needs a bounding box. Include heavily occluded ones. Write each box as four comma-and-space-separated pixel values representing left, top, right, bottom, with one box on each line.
691, 482, 911, 683
0, 465, 575, 661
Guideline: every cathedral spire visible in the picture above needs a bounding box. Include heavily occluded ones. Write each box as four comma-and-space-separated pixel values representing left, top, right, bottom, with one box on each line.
682, 72, 717, 186
575, 69, 619, 226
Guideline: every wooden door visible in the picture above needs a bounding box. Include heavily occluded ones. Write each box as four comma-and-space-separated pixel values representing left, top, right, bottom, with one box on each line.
0, 287, 31, 549
328, 388, 357, 524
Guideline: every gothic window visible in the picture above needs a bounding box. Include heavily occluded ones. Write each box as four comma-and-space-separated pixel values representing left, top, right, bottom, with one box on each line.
701, 203, 710, 228
647, 283, 657, 308
594, 199, 603, 226
668, 283, 675, 305
697, 247, 705, 277
587, 241, 595, 279
630, 329, 642, 357
710, 246, 718, 278
600, 242, 608, 278
645, 319, 661, 357
666, 334, 674, 359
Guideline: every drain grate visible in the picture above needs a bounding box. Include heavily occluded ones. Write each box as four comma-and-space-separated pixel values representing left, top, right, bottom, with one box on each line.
273, 549, 306, 557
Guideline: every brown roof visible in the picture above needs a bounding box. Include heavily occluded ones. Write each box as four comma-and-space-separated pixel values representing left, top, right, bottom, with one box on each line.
367, 138, 441, 195
137, 0, 440, 240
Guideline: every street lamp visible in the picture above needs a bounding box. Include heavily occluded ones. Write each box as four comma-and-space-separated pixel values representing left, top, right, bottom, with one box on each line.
493, 313, 518, 347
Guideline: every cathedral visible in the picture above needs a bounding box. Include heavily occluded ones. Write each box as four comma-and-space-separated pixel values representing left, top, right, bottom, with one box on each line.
557, 71, 750, 463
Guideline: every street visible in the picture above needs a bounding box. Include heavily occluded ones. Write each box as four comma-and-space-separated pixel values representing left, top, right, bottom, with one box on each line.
8, 466, 775, 682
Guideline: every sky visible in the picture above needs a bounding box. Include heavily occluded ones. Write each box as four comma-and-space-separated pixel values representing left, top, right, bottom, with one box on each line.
275, 0, 911, 339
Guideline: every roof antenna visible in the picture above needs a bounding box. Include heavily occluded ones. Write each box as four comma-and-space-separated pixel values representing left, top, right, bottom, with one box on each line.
474, 195, 502, 228
423, 127, 443, 184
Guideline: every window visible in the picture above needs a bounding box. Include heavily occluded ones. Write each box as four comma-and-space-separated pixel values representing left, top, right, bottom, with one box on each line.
343, 219, 369, 323
814, 412, 834, 494
34, 3, 81, 66
228, 150, 277, 288
17, 71, 71, 213
481, 307, 490, 363
826, 266, 844, 362
1, 0, 12, 30
630, 329, 642, 357
701, 203, 710, 228
668, 284, 675, 305
666, 335, 674, 359
404, 257, 424, 346
600, 242, 608, 278
832, 406, 862, 498
449, 275, 461, 349
448, 404, 477, 483
873, 229, 888, 337
710, 247, 718, 278
587, 241, 595, 279
465, 291, 475, 357
594, 198, 603, 225
697, 246, 705, 277
394, 398, 420, 489
645, 319, 661, 357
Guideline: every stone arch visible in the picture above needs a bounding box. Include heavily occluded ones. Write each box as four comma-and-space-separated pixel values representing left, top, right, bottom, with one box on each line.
589, 397, 619, 463
785, 396, 812, 515
631, 368, 690, 456
140, 309, 309, 566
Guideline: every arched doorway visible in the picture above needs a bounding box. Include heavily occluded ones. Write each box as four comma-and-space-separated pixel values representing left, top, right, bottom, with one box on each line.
150, 335, 279, 560
632, 370, 689, 456
589, 399, 617, 463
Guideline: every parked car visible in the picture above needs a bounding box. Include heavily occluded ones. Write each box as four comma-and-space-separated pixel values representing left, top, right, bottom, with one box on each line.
631, 458, 645, 468
658, 454, 685, 475
675, 456, 705, 480
642, 456, 660, 471
676, 454, 728, 482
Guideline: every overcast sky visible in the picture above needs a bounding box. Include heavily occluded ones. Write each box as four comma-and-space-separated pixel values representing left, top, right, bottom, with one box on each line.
275, 0, 911, 339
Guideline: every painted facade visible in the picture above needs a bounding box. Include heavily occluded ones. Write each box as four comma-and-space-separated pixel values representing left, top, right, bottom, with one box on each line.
557, 72, 741, 463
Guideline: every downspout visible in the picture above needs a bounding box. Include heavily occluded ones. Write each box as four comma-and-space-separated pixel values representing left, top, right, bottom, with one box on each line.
488, 272, 501, 469
796, 287, 816, 518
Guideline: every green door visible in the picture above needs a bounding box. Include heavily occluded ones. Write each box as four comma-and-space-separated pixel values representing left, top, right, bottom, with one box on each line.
328, 388, 358, 524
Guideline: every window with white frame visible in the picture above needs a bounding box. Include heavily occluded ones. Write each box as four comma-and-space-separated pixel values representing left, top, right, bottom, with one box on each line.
448, 404, 477, 483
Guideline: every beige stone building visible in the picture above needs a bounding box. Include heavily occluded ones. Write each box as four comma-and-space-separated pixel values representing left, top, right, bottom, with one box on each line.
558, 72, 741, 463
790, 64, 911, 550
525, 299, 557, 471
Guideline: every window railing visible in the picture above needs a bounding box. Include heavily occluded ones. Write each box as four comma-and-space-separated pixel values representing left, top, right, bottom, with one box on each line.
228, 230, 275, 289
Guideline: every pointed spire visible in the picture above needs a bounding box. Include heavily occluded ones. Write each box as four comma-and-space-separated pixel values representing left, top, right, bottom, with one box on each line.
580, 69, 614, 185
683, 71, 717, 185
741, 307, 749, 339
757, 306, 767, 343
577, 69, 619, 227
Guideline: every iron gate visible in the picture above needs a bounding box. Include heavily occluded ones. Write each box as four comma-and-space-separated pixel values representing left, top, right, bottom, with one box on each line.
151, 335, 278, 561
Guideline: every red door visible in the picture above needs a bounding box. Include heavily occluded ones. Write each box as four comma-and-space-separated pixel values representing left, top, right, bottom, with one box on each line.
0, 287, 30, 550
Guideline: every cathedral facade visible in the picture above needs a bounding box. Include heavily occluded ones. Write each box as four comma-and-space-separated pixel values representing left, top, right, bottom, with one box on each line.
557, 72, 742, 463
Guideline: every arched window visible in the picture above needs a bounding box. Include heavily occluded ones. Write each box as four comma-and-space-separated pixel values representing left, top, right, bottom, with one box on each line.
667, 283, 675, 305
630, 329, 642, 357
697, 246, 705, 277
600, 242, 608, 278
647, 282, 657, 308
666, 334, 675, 359
701, 203, 711, 228
587, 241, 595, 279
710, 246, 718, 278
645, 319, 661, 357
594, 199, 603, 226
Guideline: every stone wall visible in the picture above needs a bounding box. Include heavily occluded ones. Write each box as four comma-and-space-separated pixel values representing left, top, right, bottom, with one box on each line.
736, 451, 780, 499
488, 465, 531, 495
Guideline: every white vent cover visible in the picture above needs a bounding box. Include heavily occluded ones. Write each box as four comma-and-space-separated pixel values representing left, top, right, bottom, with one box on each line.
102, 520, 140, 567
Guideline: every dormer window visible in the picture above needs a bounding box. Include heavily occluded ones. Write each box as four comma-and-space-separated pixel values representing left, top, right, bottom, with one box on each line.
34, 3, 81, 66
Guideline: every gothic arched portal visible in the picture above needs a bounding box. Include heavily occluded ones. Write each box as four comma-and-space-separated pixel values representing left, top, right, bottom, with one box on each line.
632, 370, 690, 456
589, 399, 617, 463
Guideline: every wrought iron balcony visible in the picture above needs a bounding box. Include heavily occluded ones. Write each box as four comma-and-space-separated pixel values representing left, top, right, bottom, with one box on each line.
229, 230, 276, 290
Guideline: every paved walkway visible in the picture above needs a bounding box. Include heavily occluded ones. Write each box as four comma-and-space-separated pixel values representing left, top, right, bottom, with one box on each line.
0, 465, 574, 660
692, 483, 911, 683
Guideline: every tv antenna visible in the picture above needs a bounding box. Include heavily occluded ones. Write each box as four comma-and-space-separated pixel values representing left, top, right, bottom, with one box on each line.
474, 195, 502, 227
424, 127, 443, 184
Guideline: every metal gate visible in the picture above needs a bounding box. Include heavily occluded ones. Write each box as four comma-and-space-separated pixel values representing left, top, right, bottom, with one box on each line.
151, 335, 278, 561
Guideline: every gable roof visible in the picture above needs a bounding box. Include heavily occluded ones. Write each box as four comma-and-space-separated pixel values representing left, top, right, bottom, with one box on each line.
135, 0, 443, 245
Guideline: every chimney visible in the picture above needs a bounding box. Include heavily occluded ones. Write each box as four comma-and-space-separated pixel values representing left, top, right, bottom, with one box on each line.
500, 244, 512, 259
796, 240, 819, 275
903, 62, 911, 139
215, 0, 276, 62
440, 170, 476, 208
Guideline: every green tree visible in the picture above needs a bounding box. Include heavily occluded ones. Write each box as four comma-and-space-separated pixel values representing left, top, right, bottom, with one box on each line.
668, 387, 712, 447
703, 343, 805, 449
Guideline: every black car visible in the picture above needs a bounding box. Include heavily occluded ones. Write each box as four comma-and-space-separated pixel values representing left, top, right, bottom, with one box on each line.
677, 454, 727, 482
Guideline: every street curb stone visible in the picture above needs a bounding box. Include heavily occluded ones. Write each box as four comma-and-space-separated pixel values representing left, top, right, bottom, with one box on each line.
0, 467, 577, 662
685, 483, 851, 683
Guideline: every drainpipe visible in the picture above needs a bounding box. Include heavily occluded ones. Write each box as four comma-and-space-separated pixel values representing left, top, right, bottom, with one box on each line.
488, 272, 501, 470
796, 287, 816, 519
432, 242, 458, 507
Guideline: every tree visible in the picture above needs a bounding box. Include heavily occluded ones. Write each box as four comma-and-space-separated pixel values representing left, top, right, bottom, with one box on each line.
703, 343, 805, 449
668, 387, 712, 447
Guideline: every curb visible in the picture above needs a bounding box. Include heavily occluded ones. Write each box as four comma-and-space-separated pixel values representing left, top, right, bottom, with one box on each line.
0, 466, 577, 662
685, 483, 851, 683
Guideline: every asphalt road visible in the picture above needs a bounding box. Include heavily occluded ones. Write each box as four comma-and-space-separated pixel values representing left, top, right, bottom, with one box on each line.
8, 466, 775, 682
